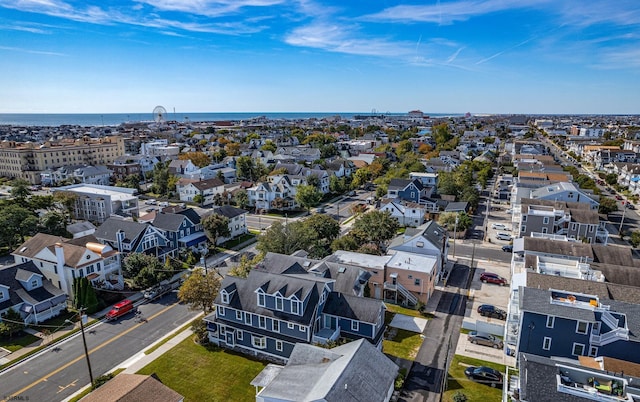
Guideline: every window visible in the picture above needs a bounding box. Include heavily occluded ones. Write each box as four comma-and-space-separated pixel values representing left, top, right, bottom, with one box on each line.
237, 331, 243, 341
245, 313, 251, 325
288, 322, 295, 330
351, 321, 359, 331
543, 337, 552, 350
273, 320, 280, 332
218, 306, 225, 316
576, 321, 588, 334
236, 311, 242, 320
522, 215, 527, 222
275, 296, 283, 311
31, 280, 38, 287
546, 316, 555, 328
221, 292, 229, 304
414, 278, 421, 286
589, 346, 598, 357
276, 340, 283, 351
543, 217, 549, 224
542, 227, 548, 234
257, 293, 265, 307
259, 316, 266, 329
252, 336, 266, 349
291, 301, 300, 315
521, 225, 526, 233
572, 343, 585, 356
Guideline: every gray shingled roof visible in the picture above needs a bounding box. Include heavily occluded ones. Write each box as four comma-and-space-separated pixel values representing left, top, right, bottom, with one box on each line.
94, 218, 148, 243
0, 261, 66, 312
152, 213, 186, 232
211, 205, 247, 219
323, 292, 382, 324
255, 339, 397, 402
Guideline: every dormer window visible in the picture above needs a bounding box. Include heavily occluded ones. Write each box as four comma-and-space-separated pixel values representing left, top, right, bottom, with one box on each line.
221, 291, 229, 304
257, 293, 266, 307
275, 296, 283, 311
31, 280, 38, 287
291, 300, 300, 315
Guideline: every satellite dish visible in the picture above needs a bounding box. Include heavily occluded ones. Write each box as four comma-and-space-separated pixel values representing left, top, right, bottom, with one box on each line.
153, 106, 167, 124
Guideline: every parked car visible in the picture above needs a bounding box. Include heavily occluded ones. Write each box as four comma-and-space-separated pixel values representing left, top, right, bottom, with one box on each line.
464, 366, 504, 388
615, 195, 623, 200
477, 304, 507, 320
144, 199, 157, 205
496, 232, 512, 241
159, 201, 169, 207
626, 203, 636, 210
491, 223, 507, 230
105, 299, 134, 321
347, 190, 356, 196
502, 245, 513, 252
480, 272, 508, 286
467, 331, 504, 348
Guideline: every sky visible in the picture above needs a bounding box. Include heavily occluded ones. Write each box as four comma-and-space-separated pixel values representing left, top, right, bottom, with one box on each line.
1, 0, 639, 115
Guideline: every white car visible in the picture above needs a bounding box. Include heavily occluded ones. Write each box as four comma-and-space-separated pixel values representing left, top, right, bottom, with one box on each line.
492, 223, 507, 230
496, 232, 512, 241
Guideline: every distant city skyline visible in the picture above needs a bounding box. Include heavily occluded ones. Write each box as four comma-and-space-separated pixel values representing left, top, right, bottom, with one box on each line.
1, 0, 639, 115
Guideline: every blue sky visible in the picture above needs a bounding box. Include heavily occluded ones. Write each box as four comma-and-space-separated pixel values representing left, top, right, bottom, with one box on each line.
1, 0, 639, 114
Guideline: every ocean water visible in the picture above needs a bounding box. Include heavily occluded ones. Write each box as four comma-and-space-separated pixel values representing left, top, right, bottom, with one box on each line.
0, 112, 460, 127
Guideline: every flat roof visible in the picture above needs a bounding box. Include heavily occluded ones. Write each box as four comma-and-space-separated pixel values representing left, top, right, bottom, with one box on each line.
59, 185, 137, 201
386, 251, 437, 274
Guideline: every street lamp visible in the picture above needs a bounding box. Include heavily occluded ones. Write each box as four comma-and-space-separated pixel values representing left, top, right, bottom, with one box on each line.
66, 309, 94, 388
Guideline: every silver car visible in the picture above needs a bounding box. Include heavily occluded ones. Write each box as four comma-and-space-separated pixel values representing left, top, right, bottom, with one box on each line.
468, 331, 503, 349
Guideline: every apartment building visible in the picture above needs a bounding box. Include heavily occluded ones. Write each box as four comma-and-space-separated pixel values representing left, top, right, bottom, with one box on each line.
52, 184, 139, 223
0, 136, 125, 184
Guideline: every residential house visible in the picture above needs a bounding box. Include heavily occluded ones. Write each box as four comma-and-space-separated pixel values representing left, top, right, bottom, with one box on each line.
40, 165, 112, 186
175, 177, 225, 206
150, 209, 207, 253
409, 172, 438, 190
252, 339, 398, 402
384, 251, 438, 306
209, 205, 248, 243
275, 146, 321, 163
168, 159, 199, 177
516, 286, 640, 364
12, 233, 122, 297
325, 159, 356, 178
516, 199, 608, 244
388, 220, 449, 284
81, 373, 184, 402
0, 261, 67, 324
379, 199, 433, 227
248, 176, 296, 211
322, 251, 392, 301
511, 182, 599, 211
204, 259, 387, 362
107, 158, 141, 181
94, 217, 172, 260
66, 221, 96, 239
386, 178, 433, 203
52, 184, 139, 223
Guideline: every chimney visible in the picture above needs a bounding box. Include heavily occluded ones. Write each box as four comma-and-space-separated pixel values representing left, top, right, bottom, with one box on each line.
54, 243, 70, 295
116, 230, 125, 252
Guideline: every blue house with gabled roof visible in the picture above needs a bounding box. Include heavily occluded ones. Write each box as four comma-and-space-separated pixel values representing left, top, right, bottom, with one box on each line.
204, 258, 386, 362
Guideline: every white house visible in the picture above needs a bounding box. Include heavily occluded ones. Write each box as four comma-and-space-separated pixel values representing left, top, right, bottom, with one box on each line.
176, 177, 225, 206
12, 233, 123, 298
209, 206, 248, 244
379, 200, 430, 227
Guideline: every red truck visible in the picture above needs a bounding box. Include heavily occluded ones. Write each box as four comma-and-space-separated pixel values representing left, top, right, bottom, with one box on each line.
105, 299, 134, 321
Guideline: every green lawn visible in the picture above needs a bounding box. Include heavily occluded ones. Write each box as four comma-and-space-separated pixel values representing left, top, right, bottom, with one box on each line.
0, 332, 41, 352
137, 339, 266, 402
383, 328, 423, 361
442, 355, 506, 402
385, 303, 433, 319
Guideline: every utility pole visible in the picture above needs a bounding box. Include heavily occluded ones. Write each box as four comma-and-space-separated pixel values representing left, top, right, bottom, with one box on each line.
69, 308, 94, 388
619, 202, 627, 235
453, 214, 459, 259
200, 255, 208, 275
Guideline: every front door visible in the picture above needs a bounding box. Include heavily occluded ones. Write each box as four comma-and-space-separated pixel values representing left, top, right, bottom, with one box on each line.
374, 285, 381, 299
225, 329, 235, 347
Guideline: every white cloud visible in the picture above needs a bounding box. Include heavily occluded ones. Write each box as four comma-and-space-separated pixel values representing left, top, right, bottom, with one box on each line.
284, 22, 414, 57
135, 0, 286, 17
0, 45, 65, 56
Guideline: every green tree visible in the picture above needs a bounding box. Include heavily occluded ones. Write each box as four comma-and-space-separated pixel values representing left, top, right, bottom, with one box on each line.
10, 179, 31, 206
53, 190, 79, 223
598, 197, 618, 215
178, 152, 211, 168
305, 214, 340, 243
193, 194, 204, 206
257, 221, 315, 256
261, 140, 277, 152
202, 213, 231, 251
605, 173, 618, 186
352, 168, 372, 188
0, 204, 39, 249
228, 253, 264, 278
331, 234, 360, 252
39, 211, 70, 237
630, 231, 640, 248
351, 210, 399, 249
72, 277, 99, 314
121, 253, 167, 288
295, 184, 322, 213
438, 212, 473, 232
178, 268, 221, 313
233, 189, 249, 209
151, 161, 171, 196
0, 308, 23, 340
395, 140, 414, 157
28, 194, 55, 212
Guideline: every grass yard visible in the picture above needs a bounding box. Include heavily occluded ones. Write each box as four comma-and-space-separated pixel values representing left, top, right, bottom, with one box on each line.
383, 328, 423, 361
0, 332, 40, 352
137, 339, 266, 402
442, 355, 506, 402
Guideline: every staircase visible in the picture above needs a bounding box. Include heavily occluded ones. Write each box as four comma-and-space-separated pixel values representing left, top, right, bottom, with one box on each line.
384, 281, 419, 306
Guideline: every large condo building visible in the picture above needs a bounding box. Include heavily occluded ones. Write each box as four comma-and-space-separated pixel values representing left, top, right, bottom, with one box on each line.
0, 136, 125, 183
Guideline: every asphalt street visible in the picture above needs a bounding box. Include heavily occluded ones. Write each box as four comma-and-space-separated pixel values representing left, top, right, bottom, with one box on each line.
401, 262, 470, 402
0, 292, 199, 402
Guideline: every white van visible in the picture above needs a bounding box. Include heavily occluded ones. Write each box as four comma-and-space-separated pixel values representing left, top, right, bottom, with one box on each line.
158, 201, 169, 207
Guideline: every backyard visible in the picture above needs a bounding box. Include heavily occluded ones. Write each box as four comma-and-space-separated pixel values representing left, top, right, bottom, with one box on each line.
136, 339, 266, 401
442, 355, 506, 402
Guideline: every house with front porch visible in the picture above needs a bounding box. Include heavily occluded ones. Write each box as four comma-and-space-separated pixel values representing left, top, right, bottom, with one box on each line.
12, 233, 122, 298
387, 178, 434, 203
379, 199, 433, 227
208, 206, 248, 244
150, 209, 207, 253
248, 176, 296, 212
176, 177, 225, 206
0, 261, 67, 324
204, 261, 386, 362
94, 218, 173, 260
